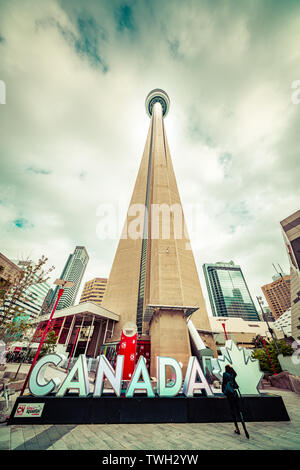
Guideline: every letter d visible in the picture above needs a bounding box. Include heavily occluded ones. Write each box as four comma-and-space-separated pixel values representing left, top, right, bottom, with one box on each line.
157, 357, 182, 397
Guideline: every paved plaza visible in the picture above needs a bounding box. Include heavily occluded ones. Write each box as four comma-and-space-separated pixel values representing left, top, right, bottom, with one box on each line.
0, 388, 300, 451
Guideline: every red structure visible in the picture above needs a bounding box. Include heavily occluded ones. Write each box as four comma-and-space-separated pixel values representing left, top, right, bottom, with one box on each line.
135, 340, 151, 373
20, 287, 64, 396
112, 339, 151, 375
221, 322, 228, 341
117, 330, 137, 380
262, 339, 277, 375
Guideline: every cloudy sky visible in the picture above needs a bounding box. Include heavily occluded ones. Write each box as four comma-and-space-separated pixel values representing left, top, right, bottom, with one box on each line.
0, 0, 300, 314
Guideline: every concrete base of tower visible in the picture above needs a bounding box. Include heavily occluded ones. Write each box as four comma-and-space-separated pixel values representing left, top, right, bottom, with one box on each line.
149, 307, 192, 379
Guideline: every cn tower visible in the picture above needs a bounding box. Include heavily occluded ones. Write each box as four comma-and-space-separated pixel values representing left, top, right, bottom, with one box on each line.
101, 89, 216, 376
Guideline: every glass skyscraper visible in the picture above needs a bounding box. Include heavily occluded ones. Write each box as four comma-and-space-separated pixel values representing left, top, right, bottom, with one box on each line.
56, 246, 89, 310
41, 246, 89, 314
203, 261, 259, 321
4, 259, 51, 320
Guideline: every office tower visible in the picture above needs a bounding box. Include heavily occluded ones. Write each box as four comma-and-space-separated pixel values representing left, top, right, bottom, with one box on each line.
101, 89, 215, 375
40, 253, 73, 315
280, 209, 300, 340
40, 288, 54, 316
5, 259, 50, 320
44, 246, 89, 314
203, 261, 259, 321
79, 278, 107, 305
273, 309, 292, 337
261, 275, 291, 320
56, 246, 89, 310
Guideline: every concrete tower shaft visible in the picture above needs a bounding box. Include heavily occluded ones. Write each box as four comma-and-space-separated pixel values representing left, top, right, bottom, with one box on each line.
101, 91, 215, 374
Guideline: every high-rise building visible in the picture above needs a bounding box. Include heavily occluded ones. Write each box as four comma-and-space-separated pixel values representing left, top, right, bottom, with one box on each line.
21, 276, 50, 319
203, 261, 259, 321
261, 275, 291, 320
0, 254, 23, 328
273, 308, 292, 337
101, 89, 215, 375
56, 246, 89, 310
43, 246, 89, 314
40, 288, 54, 317
0, 253, 23, 294
259, 306, 275, 323
280, 209, 300, 341
79, 278, 107, 305
3, 259, 50, 320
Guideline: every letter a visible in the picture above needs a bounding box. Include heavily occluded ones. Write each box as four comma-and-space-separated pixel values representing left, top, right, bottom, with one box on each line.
126, 356, 154, 398
94, 355, 124, 397
183, 357, 213, 397
56, 355, 90, 397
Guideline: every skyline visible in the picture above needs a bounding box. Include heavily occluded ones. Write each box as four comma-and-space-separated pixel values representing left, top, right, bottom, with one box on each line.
1, 0, 300, 315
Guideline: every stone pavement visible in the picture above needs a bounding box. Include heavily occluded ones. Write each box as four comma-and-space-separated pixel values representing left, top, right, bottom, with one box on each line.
0, 388, 300, 450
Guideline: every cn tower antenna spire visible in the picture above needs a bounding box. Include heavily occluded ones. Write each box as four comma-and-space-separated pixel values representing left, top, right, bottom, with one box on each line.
145, 89, 170, 118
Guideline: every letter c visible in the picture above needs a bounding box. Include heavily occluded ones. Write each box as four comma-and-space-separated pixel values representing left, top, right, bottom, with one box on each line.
29, 354, 65, 397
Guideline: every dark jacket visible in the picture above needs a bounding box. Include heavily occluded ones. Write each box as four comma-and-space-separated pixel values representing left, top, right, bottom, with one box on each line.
222, 369, 239, 397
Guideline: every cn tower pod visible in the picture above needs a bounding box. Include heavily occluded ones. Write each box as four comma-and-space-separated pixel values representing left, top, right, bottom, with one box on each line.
145, 89, 170, 118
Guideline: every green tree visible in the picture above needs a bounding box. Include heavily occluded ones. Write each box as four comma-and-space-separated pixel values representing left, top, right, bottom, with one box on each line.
252, 338, 294, 374
26, 329, 59, 363
252, 334, 264, 349
40, 329, 58, 358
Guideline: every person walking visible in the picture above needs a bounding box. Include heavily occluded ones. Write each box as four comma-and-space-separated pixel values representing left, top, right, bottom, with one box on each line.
222, 364, 241, 435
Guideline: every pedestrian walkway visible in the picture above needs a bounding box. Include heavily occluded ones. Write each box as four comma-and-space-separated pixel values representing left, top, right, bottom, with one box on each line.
0, 388, 299, 450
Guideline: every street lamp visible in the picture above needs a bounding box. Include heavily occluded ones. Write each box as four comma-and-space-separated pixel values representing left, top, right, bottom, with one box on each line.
19, 278, 74, 396
257, 296, 280, 355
